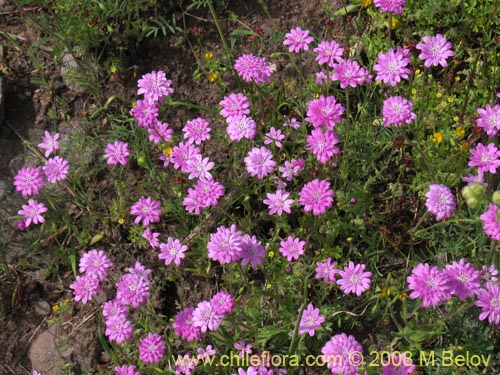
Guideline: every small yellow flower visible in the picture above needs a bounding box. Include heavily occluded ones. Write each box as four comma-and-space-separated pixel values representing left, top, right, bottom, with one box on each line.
208, 72, 218, 82
381, 288, 391, 297
440, 101, 447, 107
428, 73, 433, 79
436, 92, 443, 98
415, 69, 421, 75
268, 251, 275, 258
455, 126, 465, 137
52, 304, 60, 313
399, 292, 407, 301
131, 101, 137, 108
118, 218, 125, 225
109, 64, 117, 74
432, 132, 443, 143
266, 283, 272, 289
363, 0, 372, 6
295, 271, 301, 277
313, 92, 320, 99
461, 142, 469, 152
346, 237, 353, 243
455, 76, 460, 82
204, 52, 213, 60
391, 17, 398, 30
411, 88, 417, 95
64, 299, 71, 305
448, 96, 454, 103
163, 146, 173, 157
453, 116, 459, 122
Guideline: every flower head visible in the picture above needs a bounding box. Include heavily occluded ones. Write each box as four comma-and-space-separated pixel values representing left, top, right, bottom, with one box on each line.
445, 259, 481, 300
170, 142, 201, 173
468, 143, 500, 174
416, 34, 454, 68
264, 127, 286, 148
227, 116, 258, 142
207, 224, 243, 264
263, 189, 294, 216
183, 118, 211, 145
382, 96, 416, 126
475, 282, 500, 325
299, 303, 325, 336
373, 46, 411, 86
279, 236, 306, 261
244, 147, 276, 180
373, 0, 406, 14
104, 141, 130, 166
79, 249, 113, 281
234, 54, 273, 84
315, 258, 340, 284
18, 199, 48, 227
299, 179, 334, 215
137, 70, 174, 103
130, 196, 163, 226
314, 40, 344, 68
331, 59, 372, 88
70, 274, 100, 304
283, 27, 314, 53
476, 104, 500, 138
116, 273, 150, 308
43, 156, 70, 183
192, 301, 223, 333
220, 93, 251, 120
407, 263, 451, 307
130, 99, 159, 128
159, 237, 188, 266
105, 315, 134, 345
305, 128, 341, 164
138, 332, 166, 364
14, 167, 45, 198
173, 306, 202, 342
210, 290, 234, 315
480, 203, 500, 240
239, 234, 266, 270
38, 131, 60, 157
425, 184, 456, 221
321, 333, 363, 375
337, 261, 372, 296
306, 95, 344, 130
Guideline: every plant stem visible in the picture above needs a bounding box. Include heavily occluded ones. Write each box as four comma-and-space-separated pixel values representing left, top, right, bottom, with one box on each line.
288, 278, 308, 355
206, 0, 234, 69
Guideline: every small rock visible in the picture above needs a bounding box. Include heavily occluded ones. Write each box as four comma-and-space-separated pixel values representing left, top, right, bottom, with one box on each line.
33, 300, 51, 316
60, 53, 87, 94
28, 324, 61, 375
0, 176, 10, 201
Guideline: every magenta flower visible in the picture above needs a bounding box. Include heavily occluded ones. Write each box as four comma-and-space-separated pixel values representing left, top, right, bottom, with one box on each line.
197, 345, 217, 361
445, 259, 481, 300
331, 59, 372, 88
315, 257, 340, 284
264, 127, 286, 148
102, 299, 129, 320
138, 332, 166, 364
18, 199, 48, 227
207, 224, 243, 264
127, 261, 152, 281
183, 177, 225, 214
321, 333, 363, 375
373, 46, 411, 86
137, 70, 174, 103
170, 142, 201, 173
382, 96, 416, 126
220, 92, 251, 120
116, 273, 150, 308
279, 158, 305, 181
159, 237, 188, 266
475, 282, 500, 325
105, 316, 134, 345
424, 184, 456, 221
476, 104, 500, 138
337, 261, 372, 296
234, 54, 273, 85
381, 353, 416, 375
314, 40, 344, 68
244, 146, 276, 180
462, 171, 487, 186
234, 340, 253, 358
192, 301, 223, 333
43, 156, 70, 183
14, 167, 45, 198
468, 143, 500, 174
173, 306, 201, 342
130, 196, 163, 226
306, 95, 344, 130
480, 203, 500, 240
284, 117, 301, 129
143, 227, 161, 248
373, 0, 406, 14
299, 179, 334, 215
79, 249, 113, 281
240, 234, 266, 270
70, 274, 100, 304
407, 263, 451, 307
279, 236, 306, 261
416, 34, 454, 68
186, 154, 215, 180
114, 365, 140, 375
263, 189, 294, 216
130, 99, 159, 128
481, 264, 499, 283
183, 117, 211, 144
226, 115, 257, 142
299, 303, 325, 336
104, 141, 130, 166
283, 27, 314, 53
38, 131, 60, 157
173, 354, 196, 375
315, 71, 328, 85
148, 121, 174, 144
210, 290, 234, 315
305, 128, 341, 164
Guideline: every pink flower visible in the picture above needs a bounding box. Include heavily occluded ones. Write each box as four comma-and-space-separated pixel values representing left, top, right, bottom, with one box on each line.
18, 199, 48, 227
14, 167, 45, 198
406, 263, 451, 307
305, 128, 341, 164
306, 95, 344, 130
239, 234, 266, 270
331, 59, 372, 88
299, 179, 334, 215
314, 40, 344, 68
159, 237, 188, 266
381, 353, 416, 375
283, 27, 314, 53
173, 354, 196, 375
475, 282, 500, 325
104, 141, 130, 166
130, 99, 158, 128
264, 127, 286, 148
192, 301, 223, 332
299, 303, 325, 336
321, 333, 363, 375
79, 249, 113, 281
480, 203, 500, 240
416, 34, 454, 68
445, 259, 481, 300
279, 236, 306, 261
186, 154, 215, 180
279, 159, 305, 181
105, 316, 134, 345
469, 143, 500, 174
234, 340, 253, 358
481, 264, 499, 283
373, 46, 411, 86
284, 117, 301, 129
220, 93, 251, 120
137, 70, 174, 103
43, 156, 69, 183
263, 189, 294, 216
183, 117, 211, 144
173, 306, 201, 342
138, 332, 166, 364
476, 104, 500, 138
114, 365, 140, 375
382, 96, 416, 126
170, 142, 201, 173
148, 121, 174, 144
373, 0, 406, 14
424, 184, 456, 221
244, 146, 276, 180
143, 227, 161, 248
234, 54, 273, 85
210, 291, 234, 315
116, 273, 150, 308
38, 131, 60, 157
70, 274, 100, 304
102, 299, 129, 320
315, 257, 340, 284
130, 196, 163, 226
337, 261, 372, 296
227, 115, 257, 141
207, 224, 243, 264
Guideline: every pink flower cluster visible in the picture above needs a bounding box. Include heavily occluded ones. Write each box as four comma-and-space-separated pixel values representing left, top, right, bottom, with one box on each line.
234, 53, 273, 85
315, 259, 372, 296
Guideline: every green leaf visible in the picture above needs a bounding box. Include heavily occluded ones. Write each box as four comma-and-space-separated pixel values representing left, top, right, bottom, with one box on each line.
89, 232, 104, 246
